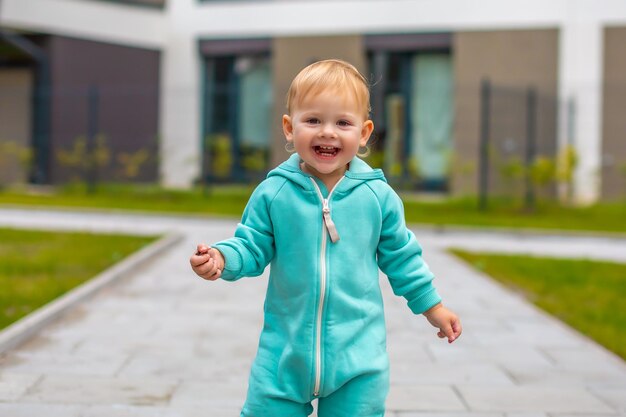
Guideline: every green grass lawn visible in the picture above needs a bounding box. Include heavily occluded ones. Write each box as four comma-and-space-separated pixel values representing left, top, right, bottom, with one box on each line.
0, 228, 157, 330
1, 183, 625, 234
450, 249, 626, 360
0, 183, 253, 217
401, 195, 626, 234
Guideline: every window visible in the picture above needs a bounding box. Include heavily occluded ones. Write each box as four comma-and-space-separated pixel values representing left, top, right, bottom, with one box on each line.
200, 39, 272, 182
367, 34, 453, 191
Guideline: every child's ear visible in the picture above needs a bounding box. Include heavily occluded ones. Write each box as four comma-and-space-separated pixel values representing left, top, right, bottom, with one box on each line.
283, 115, 294, 142
360, 120, 374, 146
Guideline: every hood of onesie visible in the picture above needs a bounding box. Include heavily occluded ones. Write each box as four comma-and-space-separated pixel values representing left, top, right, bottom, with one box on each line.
267, 153, 387, 197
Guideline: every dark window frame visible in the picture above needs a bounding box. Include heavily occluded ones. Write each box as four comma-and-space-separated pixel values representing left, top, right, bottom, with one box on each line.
198, 38, 272, 183
366, 33, 453, 191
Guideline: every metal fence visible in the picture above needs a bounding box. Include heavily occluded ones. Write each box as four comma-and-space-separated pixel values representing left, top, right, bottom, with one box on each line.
478, 80, 561, 210
1, 80, 571, 201
0, 84, 160, 189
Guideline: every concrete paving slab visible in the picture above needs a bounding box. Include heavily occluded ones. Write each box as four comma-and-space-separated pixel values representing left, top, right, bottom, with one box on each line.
391, 362, 514, 386
396, 413, 545, 417
21, 375, 180, 406
386, 385, 467, 412
0, 349, 130, 377
589, 387, 626, 413
501, 361, 626, 387
80, 404, 182, 417
456, 385, 615, 413
0, 372, 40, 401
0, 402, 84, 417
116, 350, 250, 382
548, 415, 620, 417
425, 342, 554, 368
85, 403, 246, 417
541, 345, 626, 370
168, 380, 248, 410
396, 414, 503, 417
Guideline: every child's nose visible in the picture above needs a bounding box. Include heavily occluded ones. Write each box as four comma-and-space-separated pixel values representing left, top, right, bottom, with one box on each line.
320, 123, 337, 138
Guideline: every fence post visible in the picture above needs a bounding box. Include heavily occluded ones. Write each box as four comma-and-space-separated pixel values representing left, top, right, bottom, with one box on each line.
525, 86, 537, 211
31, 61, 51, 185
565, 96, 576, 203
87, 85, 100, 193
478, 78, 491, 211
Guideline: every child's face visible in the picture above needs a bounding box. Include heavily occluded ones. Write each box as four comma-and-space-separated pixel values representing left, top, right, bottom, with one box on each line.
282, 90, 374, 186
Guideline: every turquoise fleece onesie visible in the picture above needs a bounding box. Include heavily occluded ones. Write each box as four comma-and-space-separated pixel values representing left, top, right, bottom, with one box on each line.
214, 153, 442, 417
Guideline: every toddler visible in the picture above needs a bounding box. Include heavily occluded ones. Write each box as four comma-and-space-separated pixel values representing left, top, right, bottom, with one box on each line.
190, 59, 461, 417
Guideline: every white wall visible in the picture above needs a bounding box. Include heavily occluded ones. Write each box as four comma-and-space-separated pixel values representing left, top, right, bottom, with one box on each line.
0, 0, 166, 49
158, 0, 202, 187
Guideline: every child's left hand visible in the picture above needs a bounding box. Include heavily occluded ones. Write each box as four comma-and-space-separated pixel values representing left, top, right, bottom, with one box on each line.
423, 303, 462, 343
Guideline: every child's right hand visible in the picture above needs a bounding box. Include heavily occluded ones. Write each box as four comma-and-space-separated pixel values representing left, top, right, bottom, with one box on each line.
189, 244, 225, 281
423, 303, 462, 344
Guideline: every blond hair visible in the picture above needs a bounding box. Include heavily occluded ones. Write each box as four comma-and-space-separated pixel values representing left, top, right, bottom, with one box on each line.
286, 59, 371, 119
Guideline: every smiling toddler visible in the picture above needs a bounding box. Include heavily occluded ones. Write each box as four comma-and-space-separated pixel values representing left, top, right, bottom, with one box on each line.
190, 59, 461, 417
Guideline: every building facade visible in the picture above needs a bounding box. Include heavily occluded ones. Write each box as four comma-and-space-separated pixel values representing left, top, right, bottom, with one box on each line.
1, 0, 625, 203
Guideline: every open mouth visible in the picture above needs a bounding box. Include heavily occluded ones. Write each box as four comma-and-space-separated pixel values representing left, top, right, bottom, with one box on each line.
313, 145, 340, 157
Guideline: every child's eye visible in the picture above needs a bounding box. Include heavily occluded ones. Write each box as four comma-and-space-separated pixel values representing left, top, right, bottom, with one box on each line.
306, 118, 320, 124
337, 120, 352, 127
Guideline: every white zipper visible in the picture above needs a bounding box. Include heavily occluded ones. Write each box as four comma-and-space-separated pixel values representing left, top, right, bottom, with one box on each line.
310, 177, 344, 397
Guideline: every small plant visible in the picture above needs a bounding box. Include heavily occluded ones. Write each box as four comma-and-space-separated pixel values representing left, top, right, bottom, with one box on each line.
364, 149, 384, 169
389, 161, 404, 178
556, 145, 578, 204
406, 157, 420, 179
498, 156, 525, 197
117, 148, 150, 180
620, 163, 626, 198
0, 140, 33, 188
530, 156, 556, 188
205, 134, 233, 180
240, 144, 268, 180
56, 134, 111, 191
448, 151, 475, 178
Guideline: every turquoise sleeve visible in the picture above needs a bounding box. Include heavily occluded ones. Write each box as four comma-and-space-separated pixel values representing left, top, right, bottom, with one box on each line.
376, 187, 441, 314
213, 181, 276, 281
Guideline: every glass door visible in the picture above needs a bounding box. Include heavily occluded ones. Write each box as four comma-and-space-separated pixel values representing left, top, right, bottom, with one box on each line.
410, 53, 453, 189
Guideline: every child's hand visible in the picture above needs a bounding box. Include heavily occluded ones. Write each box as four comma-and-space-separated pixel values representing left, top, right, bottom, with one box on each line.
423, 303, 462, 344
189, 244, 225, 281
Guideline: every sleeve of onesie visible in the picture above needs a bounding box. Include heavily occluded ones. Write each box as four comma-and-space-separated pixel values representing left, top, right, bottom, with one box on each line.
212, 180, 277, 281
375, 185, 442, 314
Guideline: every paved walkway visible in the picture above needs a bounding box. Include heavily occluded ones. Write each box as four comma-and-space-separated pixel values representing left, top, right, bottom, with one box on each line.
0, 207, 625, 417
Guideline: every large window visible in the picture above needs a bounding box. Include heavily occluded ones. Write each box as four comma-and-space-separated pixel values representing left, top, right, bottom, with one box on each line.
368, 34, 453, 191
201, 39, 272, 182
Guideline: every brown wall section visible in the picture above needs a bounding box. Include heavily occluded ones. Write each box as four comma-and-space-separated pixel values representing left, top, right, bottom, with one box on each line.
601, 26, 626, 200
47, 35, 161, 183
0, 68, 33, 185
452, 29, 559, 197
271, 35, 365, 168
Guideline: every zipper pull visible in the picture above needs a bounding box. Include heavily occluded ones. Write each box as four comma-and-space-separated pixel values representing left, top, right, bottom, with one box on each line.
322, 199, 340, 243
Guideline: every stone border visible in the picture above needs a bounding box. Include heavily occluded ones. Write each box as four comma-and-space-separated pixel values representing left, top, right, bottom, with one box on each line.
0, 232, 183, 355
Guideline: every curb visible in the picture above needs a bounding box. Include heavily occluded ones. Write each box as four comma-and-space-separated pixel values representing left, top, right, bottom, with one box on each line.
0, 232, 184, 356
